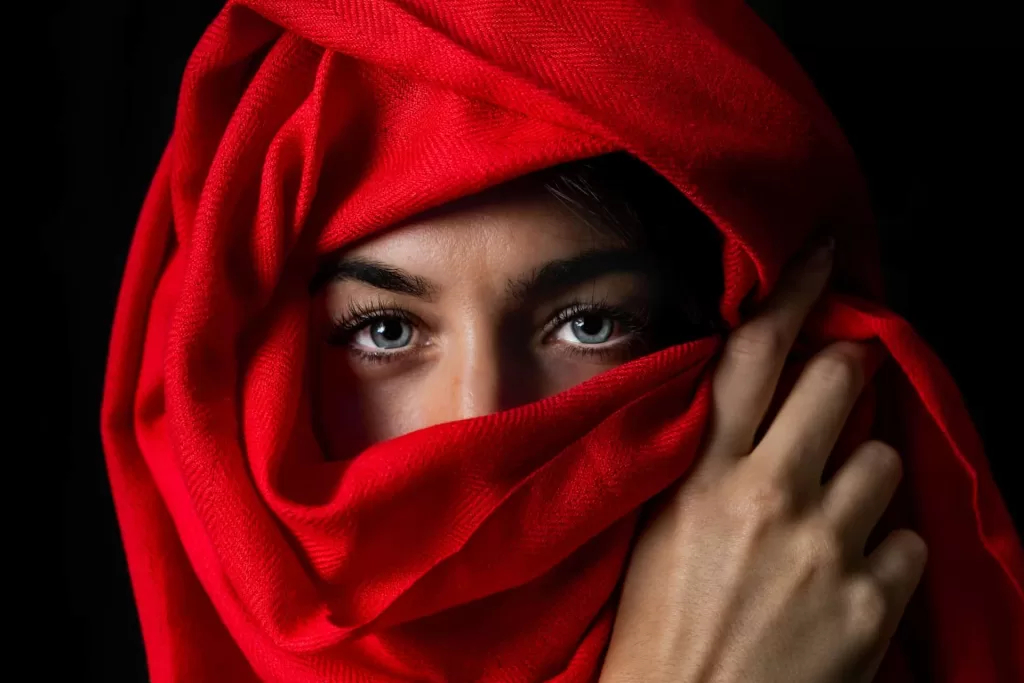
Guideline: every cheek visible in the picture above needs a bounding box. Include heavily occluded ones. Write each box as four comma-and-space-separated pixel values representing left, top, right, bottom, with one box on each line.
352, 377, 423, 444
532, 356, 618, 400
315, 349, 424, 453
314, 349, 367, 459
309, 303, 411, 453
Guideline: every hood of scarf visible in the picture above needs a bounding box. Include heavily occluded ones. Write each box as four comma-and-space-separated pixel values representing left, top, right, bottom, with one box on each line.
101, 0, 1024, 680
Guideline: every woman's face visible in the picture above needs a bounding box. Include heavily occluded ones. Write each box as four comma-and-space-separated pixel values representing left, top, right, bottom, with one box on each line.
312, 181, 669, 449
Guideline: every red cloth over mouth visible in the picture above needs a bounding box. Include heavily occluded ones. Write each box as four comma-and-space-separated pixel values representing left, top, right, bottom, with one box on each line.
100, 0, 1024, 680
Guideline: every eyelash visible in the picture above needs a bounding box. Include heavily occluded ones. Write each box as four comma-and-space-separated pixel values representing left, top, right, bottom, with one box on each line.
326, 295, 652, 365
325, 296, 419, 363
542, 300, 650, 359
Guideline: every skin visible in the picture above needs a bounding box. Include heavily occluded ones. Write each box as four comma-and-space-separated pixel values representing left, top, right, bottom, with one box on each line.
599, 240, 928, 683
312, 179, 927, 681
312, 180, 674, 450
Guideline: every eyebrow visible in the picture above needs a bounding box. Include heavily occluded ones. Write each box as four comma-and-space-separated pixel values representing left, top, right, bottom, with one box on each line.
310, 256, 438, 298
506, 248, 658, 303
310, 248, 657, 301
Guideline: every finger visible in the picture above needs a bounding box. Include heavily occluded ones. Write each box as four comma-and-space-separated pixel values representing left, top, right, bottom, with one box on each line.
863, 529, 928, 631
821, 440, 903, 554
753, 340, 869, 493
699, 237, 834, 476
854, 636, 893, 683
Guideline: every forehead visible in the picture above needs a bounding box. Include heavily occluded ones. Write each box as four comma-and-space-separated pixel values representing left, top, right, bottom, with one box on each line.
341, 181, 626, 270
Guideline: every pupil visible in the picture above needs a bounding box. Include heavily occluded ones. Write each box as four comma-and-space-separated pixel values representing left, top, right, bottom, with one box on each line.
578, 314, 603, 335
571, 314, 612, 344
376, 319, 403, 341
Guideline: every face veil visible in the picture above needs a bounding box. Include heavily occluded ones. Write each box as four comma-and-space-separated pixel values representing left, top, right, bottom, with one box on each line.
100, 0, 1024, 680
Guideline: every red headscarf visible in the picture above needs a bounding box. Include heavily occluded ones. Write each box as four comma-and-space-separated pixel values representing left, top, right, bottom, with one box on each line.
101, 0, 1024, 680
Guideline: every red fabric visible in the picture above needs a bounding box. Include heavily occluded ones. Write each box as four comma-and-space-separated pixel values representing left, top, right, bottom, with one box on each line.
100, 1, 1024, 680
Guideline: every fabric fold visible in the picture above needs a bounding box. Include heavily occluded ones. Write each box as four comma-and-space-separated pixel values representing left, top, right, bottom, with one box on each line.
101, 1, 1024, 680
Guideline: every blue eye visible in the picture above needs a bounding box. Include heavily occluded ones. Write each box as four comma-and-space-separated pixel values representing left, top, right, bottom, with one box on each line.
354, 317, 414, 350
558, 313, 614, 345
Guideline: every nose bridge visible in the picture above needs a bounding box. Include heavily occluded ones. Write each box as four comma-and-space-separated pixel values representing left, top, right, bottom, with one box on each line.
431, 315, 502, 424
459, 317, 506, 419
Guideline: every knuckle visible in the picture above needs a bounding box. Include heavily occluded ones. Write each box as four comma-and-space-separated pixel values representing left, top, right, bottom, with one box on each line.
845, 577, 889, 642
810, 349, 863, 395
892, 530, 930, 575
727, 321, 787, 363
729, 478, 794, 523
794, 520, 844, 570
905, 531, 929, 568
863, 441, 902, 480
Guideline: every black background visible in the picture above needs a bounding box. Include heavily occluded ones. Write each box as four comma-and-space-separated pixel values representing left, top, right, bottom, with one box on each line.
33, 1, 1016, 679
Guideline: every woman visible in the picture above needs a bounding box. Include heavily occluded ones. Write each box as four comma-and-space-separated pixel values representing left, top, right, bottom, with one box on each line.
309, 153, 726, 450
101, 0, 1024, 681
311, 152, 921, 681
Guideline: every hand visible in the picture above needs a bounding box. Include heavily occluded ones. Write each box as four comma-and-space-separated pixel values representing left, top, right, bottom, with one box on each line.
599, 238, 927, 683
